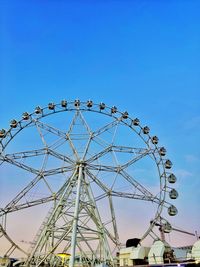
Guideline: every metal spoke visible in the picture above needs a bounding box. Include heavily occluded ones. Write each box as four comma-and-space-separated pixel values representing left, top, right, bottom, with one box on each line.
0, 196, 55, 215
0, 154, 39, 174
112, 145, 153, 154
87, 163, 119, 172
5, 146, 75, 166
35, 121, 49, 148
66, 133, 79, 160
1, 174, 44, 216
48, 149, 74, 164
4, 148, 47, 159
1, 169, 74, 216
92, 118, 121, 138
108, 194, 120, 246
42, 165, 74, 176
110, 190, 160, 203
32, 119, 66, 139
78, 111, 94, 160
119, 170, 155, 199
85, 168, 110, 194
86, 145, 152, 166
86, 146, 112, 163
120, 149, 151, 169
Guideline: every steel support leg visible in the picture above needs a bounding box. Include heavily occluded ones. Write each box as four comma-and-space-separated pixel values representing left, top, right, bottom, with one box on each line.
69, 164, 83, 267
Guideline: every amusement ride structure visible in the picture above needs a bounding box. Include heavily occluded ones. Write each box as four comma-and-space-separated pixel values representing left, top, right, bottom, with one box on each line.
0, 100, 179, 266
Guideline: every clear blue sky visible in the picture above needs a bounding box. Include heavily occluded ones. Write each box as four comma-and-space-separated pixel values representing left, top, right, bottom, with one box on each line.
0, 0, 200, 247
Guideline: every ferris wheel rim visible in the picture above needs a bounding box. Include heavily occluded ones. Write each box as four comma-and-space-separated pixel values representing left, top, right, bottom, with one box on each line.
0, 100, 177, 259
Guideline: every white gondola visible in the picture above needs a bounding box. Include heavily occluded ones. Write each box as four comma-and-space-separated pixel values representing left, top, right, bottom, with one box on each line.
169, 189, 178, 199
163, 222, 172, 233
165, 159, 172, 169
168, 174, 177, 183
168, 205, 178, 216
133, 118, 140, 126
61, 100, 67, 108
0, 129, 6, 138
74, 99, 80, 107
22, 112, 30, 120
99, 102, 105, 110
48, 103, 55, 110
35, 106, 42, 114
159, 147, 166, 156
87, 100, 93, 108
122, 111, 129, 119
143, 126, 150, 134
10, 120, 18, 128
111, 106, 117, 113
152, 136, 159, 144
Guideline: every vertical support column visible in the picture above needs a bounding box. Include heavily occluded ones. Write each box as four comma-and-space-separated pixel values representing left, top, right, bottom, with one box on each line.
2, 213, 7, 230
69, 164, 83, 267
159, 218, 165, 242
25, 170, 77, 267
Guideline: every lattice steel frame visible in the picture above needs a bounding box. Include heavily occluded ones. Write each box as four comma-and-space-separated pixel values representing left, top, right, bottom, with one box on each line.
0, 100, 178, 266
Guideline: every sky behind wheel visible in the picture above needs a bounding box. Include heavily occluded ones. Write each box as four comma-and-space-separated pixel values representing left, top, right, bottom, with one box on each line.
0, 0, 200, 251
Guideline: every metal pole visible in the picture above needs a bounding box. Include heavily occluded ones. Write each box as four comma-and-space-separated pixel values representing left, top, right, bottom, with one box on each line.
69, 164, 83, 267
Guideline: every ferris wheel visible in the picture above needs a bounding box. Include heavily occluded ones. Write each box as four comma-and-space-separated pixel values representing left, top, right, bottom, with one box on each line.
0, 100, 178, 267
